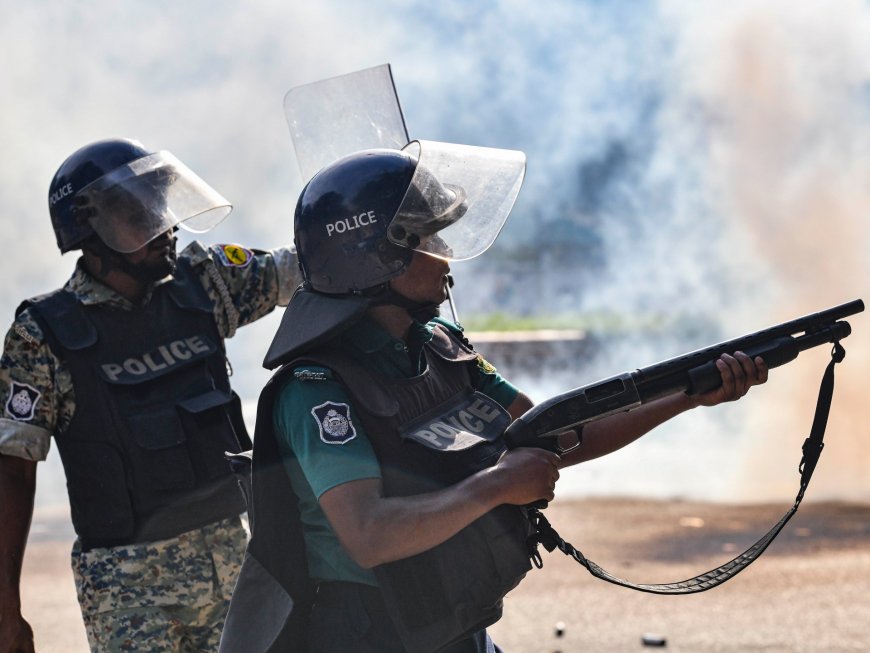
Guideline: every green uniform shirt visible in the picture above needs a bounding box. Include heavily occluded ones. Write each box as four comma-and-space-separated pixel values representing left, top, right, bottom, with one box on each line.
272, 316, 519, 587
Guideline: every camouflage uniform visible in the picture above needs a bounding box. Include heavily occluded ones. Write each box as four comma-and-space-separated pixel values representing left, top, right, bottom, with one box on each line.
0, 241, 299, 652
71, 517, 247, 652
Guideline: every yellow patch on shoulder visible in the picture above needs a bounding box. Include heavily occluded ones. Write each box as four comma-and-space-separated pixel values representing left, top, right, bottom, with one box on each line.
216, 244, 253, 268
476, 354, 498, 375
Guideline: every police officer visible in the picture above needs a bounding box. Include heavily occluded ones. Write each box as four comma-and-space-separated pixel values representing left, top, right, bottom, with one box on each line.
0, 138, 301, 653
224, 141, 767, 653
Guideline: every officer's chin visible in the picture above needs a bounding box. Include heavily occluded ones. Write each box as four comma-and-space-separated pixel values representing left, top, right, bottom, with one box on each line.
153, 245, 178, 273
161, 252, 178, 279
162, 258, 178, 279
132, 254, 177, 283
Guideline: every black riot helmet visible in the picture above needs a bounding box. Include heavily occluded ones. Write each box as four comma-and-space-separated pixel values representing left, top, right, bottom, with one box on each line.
294, 148, 418, 294
48, 138, 232, 254
263, 139, 526, 369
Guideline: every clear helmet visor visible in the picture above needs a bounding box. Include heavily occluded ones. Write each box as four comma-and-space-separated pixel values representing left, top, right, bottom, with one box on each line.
284, 63, 409, 183
389, 140, 526, 261
76, 151, 232, 253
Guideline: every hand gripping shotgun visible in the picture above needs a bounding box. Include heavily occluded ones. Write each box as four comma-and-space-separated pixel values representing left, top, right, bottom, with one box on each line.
504, 299, 864, 595
504, 298, 863, 453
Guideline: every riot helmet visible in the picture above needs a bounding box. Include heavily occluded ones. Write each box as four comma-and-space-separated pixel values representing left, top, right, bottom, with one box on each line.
295, 140, 524, 292
263, 139, 526, 369
294, 148, 417, 294
48, 138, 232, 254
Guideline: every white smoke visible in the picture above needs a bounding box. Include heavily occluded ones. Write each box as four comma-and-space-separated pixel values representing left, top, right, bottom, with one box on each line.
2, 0, 867, 505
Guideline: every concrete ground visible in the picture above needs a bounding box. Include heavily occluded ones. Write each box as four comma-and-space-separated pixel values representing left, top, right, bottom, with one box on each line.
20, 498, 870, 652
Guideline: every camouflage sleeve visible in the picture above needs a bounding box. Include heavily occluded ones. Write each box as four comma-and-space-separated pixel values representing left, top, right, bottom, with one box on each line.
0, 310, 68, 461
182, 241, 302, 339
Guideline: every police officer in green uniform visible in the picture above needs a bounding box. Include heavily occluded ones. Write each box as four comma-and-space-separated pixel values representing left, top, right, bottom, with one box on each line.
223, 141, 767, 653
0, 138, 301, 653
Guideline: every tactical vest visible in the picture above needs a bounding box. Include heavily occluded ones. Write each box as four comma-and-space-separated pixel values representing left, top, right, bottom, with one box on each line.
229, 324, 532, 653
23, 259, 250, 550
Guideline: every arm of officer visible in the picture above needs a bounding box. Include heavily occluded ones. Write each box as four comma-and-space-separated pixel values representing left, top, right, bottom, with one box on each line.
186, 242, 301, 337
556, 352, 768, 467
0, 315, 61, 652
318, 445, 559, 569
0, 453, 37, 653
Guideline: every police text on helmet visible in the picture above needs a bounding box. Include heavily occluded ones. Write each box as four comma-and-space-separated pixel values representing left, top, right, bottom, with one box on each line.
49, 182, 75, 206
325, 210, 377, 237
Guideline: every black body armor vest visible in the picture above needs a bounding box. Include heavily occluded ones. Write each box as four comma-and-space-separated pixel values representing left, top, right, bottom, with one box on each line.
24, 259, 250, 549
226, 324, 531, 653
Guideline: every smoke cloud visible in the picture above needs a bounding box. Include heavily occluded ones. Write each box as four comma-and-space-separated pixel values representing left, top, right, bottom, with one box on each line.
1, 0, 867, 504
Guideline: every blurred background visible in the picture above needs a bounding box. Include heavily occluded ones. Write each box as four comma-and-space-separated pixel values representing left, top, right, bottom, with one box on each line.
2, 0, 868, 525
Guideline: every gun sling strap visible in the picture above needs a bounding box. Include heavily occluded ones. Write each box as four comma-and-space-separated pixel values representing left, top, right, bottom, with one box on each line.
526, 342, 847, 595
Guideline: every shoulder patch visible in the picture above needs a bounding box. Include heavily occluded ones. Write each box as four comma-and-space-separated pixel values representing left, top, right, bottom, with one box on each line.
311, 401, 357, 445
476, 354, 498, 375
12, 322, 42, 348
215, 244, 254, 268
5, 382, 41, 421
293, 366, 333, 382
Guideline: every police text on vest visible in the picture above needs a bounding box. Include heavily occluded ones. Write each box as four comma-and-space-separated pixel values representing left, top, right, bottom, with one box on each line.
100, 335, 213, 382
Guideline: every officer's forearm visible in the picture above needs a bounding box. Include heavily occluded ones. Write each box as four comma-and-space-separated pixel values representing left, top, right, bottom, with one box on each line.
0, 454, 36, 611
560, 392, 696, 466
319, 472, 509, 569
